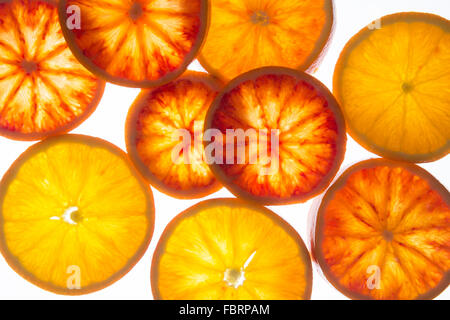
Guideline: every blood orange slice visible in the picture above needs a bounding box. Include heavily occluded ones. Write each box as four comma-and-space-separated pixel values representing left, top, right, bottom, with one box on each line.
205, 67, 346, 205
152, 198, 312, 300
312, 159, 449, 300
126, 72, 222, 199
59, 0, 208, 87
0, 0, 104, 141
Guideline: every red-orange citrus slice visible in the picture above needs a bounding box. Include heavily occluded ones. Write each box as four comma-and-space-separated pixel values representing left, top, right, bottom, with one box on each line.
334, 13, 450, 163
126, 71, 222, 199
312, 159, 449, 300
0, 135, 154, 295
59, 0, 208, 87
198, 0, 334, 81
205, 67, 346, 205
0, 0, 104, 141
152, 198, 312, 300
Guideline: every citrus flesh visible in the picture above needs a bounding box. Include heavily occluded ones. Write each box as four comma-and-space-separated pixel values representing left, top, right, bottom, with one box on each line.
206, 67, 346, 205
60, 0, 207, 87
126, 72, 222, 199
152, 198, 312, 300
334, 13, 450, 162
0, 0, 104, 140
198, 0, 334, 81
0, 135, 154, 294
313, 159, 449, 300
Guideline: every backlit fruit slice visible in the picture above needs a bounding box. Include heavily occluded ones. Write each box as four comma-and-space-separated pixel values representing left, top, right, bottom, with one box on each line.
205, 67, 346, 205
0, 0, 104, 141
59, 0, 208, 88
312, 159, 450, 300
0, 135, 154, 295
152, 198, 312, 300
334, 13, 450, 163
126, 72, 222, 199
198, 0, 334, 81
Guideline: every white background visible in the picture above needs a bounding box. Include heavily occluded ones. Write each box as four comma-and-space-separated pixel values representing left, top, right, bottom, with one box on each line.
0, 0, 448, 300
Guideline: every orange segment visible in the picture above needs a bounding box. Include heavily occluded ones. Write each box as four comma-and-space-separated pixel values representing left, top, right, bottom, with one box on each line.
0, 0, 104, 141
198, 0, 334, 81
334, 13, 450, 162
126, 72, 222, 199
152, 198, 312, 300
312, 159, 450, 300
0, 135, 154, 295
205, 67, 346, 205
59, 0, 208, 87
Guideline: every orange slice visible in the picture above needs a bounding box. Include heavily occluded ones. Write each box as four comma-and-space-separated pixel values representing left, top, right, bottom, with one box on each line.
59, 0, 208, 88
205, 67, 346, 205
0, 135, 154, 295
126, 71, 222, 199
0, 0, 104, 141
152, 198, 312, 300
334, 13, 450, 163
312, 159, 449, 300
198, 0, 334, 81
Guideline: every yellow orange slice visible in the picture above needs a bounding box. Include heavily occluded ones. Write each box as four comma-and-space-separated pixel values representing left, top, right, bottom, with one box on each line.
126, 72, 222, 199
198, 0, 334, 81
59, 0, 208, 87
152, 198, 312, 300
205, 67, 346, 205
312, 159, 449, 300
0, 0, 104, 141
0, 135, 154, 295
334, 13, 450, 163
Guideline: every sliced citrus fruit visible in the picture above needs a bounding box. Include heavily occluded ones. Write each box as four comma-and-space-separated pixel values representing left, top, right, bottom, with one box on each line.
0, 135, 154, 295
0, 0, 104, 141
59, 0, 208, 88
152, 198, 312, 300
198, 0, 334, 81
312, 159, 449, 300
126, 71, 222, 199
205, 67, 346, 205
334, 12, 450, 163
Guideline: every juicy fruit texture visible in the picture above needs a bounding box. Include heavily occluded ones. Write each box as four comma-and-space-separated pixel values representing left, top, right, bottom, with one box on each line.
152, 199, 312, 300
334, 13, 450, 162
199, 0, 333, 81
206, 67, 346, 205
313, 160, 450, 300
0, 0, 104, 140
126, 72, 221, 199
60, 0, 207, 87
0, 135, 154, 294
